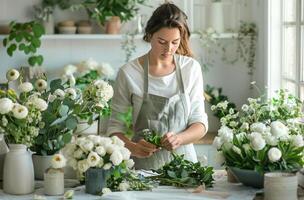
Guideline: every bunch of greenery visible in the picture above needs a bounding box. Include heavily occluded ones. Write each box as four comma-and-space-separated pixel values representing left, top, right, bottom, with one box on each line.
3, 21, 45, 67
142, 129, 162, 148
150, 153, 214, 188
204, 84, 236, 120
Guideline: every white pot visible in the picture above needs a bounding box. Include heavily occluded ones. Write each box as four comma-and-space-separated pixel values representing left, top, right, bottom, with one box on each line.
264, 172, 297, 200
44, 170, 64, 195
32, 154, 53, 180
75, 120, 98, 135
42, 14, 54, 34
3, 144, 34, 195
210, 2, 225, 33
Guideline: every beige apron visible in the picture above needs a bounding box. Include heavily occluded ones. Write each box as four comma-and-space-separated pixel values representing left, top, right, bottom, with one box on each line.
132, 54, 197, 170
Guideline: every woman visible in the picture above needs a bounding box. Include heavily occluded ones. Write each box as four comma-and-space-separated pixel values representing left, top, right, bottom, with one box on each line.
107, 3, 208, 169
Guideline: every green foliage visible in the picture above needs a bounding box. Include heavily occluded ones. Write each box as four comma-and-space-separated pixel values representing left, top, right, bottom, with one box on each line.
3, 21, 45, 67
82, 0, 148, 25
75, 70, 99, 90
117, 107, 134, 138
142, 129, 162, 147
150, 153, 214, 188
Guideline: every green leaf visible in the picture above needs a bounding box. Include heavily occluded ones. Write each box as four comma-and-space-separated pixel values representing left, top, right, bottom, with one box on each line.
62, 132, 72, 143
66, 116, 78, 130
50, 79, 62, 91
32, 23, 45, 37
59, 105, 69, 117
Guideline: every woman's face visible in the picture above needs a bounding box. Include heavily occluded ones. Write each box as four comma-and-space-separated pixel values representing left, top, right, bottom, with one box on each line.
150, 27, 181, 60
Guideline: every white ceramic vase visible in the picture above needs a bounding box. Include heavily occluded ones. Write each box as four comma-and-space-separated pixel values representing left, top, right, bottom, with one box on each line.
75, 120, 99, 135
43, 14, 54, 34
32, 154, 53, 180
3, 144, 34, 195
210, 2, 225, 33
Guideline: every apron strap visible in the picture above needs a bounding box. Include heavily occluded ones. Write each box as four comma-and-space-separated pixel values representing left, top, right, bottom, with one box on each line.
143, 54, 149, 98
174, 54, 185, 94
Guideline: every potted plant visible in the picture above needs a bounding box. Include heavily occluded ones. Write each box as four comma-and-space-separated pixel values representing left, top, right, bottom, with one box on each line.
2, 21, 45, 67
81, 0, 147, 34
30, 78, 79, 180
0, 68, 48, 194
212, 89, 304, 188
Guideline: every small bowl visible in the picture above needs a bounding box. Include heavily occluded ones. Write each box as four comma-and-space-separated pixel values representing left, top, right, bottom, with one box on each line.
58, 20, 75, 27
58, 26, 77, 34
76, 20, 91, 27
0, 25, 10, 34
77, 26, 92, 34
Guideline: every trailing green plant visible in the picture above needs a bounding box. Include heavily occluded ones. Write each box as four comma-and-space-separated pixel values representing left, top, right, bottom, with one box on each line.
117, 107, 134, 138
121, 32, 136, 62
142, 129, 162, 147
204, 84, 236, 120
149, 153, 214, 188
3, 21, 45, 67
81, 0, 147, 26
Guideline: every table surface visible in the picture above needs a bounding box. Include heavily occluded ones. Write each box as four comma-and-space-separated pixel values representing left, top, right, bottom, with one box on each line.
0, 171, 260, 200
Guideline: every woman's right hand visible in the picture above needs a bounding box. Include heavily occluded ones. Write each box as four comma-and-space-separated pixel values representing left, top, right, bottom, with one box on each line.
130, 139, 160, 158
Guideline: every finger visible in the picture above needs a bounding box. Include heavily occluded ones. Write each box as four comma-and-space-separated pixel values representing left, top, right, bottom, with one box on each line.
161, 132, 174, 143
138, 139, 158, 149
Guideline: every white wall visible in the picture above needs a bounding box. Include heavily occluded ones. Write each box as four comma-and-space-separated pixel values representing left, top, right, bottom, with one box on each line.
0, 0, 262, 132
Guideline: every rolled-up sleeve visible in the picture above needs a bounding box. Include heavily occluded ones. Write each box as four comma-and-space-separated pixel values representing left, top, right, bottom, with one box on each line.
187, 61, 209, 133
106, 69, 131, 136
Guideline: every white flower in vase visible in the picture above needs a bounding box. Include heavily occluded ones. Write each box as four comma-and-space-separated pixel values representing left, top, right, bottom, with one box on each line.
110, 150, 123, 166
112, 135, 125, 147
125, 159, 135, 168
267, 147, 282, 162
80, 140, 94, 152
18, 82, 33, 93
270, 121, 289, 138
96, 146, 106, 156
218, 126, 233, 143
12, 104, 28, 119
291, 135, 304, 147
250, 137, 266, 151
6, 69, 19, 81
0, 98, 14, 114
120, 147, 131, 160
77, 159, 90, 172
250, 122, 267, 134
103, 163, 112, 170
31, 98, 48, 111
35, 79, 47, 91
87, 152, 101, 167
73, 148, 84, 159
78, 58, 98, 74
51, 154, 66, 169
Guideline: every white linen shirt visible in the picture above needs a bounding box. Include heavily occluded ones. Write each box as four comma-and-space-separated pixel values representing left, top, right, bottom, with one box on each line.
107, 54, 208, 136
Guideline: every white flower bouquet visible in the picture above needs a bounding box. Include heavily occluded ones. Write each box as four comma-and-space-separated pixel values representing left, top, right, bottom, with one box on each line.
0, 69, 47, 147
63, 135, 152, 193
212, 90, 304, 173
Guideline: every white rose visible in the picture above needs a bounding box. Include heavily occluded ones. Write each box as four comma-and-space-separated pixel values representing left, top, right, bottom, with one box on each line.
99, 137, 112, 146
120, 147, 131, 160
0, 98, 13, 114
118, 181, 130, 191
77, 159, 90, 172
95, 146, 106, 156
65, 88, 77, 100
105, 144, 117, 154
215, 151, 225, 165
96, 157, 104, 168
35, 79, 47, 91
268, 147, 282, 162
271, 121, 289, 138
97, 63, 115, 79
291, 135, 304, 147
54, 89, 65, 100
111, 136, 125, 147
102, 187, 112, 195
6, 69, 19, 81
87, 152, 100, 167
12, 104, 28, 119
51, 154, 66, 169
18, 82, 33, 93
80, 140, 94, 152
103, 163, 112, 170
250, 137, 266, 151
125, 159, 135, 168
63, 64, 77, 76
250, 122, 267, 134
32, 98, 48, 111
73, 149, 84, 159
218, 126, 233, 143
110, 150, 123, 166
212, 136, 223, 150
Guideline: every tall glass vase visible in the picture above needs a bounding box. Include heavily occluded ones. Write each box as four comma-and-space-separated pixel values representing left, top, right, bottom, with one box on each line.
3, 144, 34, 194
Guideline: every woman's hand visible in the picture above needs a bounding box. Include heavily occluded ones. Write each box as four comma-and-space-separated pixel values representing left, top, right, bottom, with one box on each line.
161, 132, 183, 151
131, 139, 160, 158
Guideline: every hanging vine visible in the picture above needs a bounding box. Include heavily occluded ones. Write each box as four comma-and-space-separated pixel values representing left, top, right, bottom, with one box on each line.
121, 32, 137, 63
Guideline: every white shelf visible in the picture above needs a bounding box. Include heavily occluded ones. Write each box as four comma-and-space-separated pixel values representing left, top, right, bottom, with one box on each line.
0, 33, 238, 40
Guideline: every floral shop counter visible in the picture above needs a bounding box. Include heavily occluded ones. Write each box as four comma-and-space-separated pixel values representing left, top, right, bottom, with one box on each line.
0, 171, 260, 200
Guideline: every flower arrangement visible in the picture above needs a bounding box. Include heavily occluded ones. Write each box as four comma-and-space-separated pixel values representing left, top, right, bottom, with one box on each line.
50, 154, 66, 169
0, 69, 47, 147
63, 135, 153, 194
212, 89, 304, 173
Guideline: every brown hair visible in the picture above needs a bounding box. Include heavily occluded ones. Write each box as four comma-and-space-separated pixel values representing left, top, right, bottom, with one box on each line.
143, 3, 193, 57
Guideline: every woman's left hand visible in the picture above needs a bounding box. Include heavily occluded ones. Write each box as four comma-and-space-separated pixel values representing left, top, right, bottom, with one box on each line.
161, 132, 183, 151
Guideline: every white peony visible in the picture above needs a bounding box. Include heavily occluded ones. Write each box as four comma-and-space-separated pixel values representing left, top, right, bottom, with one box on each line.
6, 69, 19, 81
103, 163, 112, 170
87, 152, 100, 167
54, 89, 65, 100
95, 146, 106, 156
118, 181, 130, 191
248, 132, 263, 141
99, 137, 113, 146
77, 159, 90, 172
12, 104, 28, 119
212, 136, 223, 150
105, 144, 117, 154
125, 159, 135, 168
51, 154, 66, 169
291, 135, 304, 147
267, 147, 282, 162
0, 98, 13, 114
110, 150, 123, 166
112, 136, 125, 147
264, 135, 278, 146
102, 187, 112, 194
270, 121, 289, 138
250, 122, 267, 134
35, 79, 47, 91
65, 88, 77, 100
218, 126, 233, 143
97, 63, 115, 79
120, 147, 131, 160
250, 137, 266, 151
18, 82, 33, 93
32, 98, 48, 111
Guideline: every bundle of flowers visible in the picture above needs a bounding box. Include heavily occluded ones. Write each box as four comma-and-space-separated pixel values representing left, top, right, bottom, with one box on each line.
0, 69, 47, 147
63, 135, 153, 193
212, 90, 304, 173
